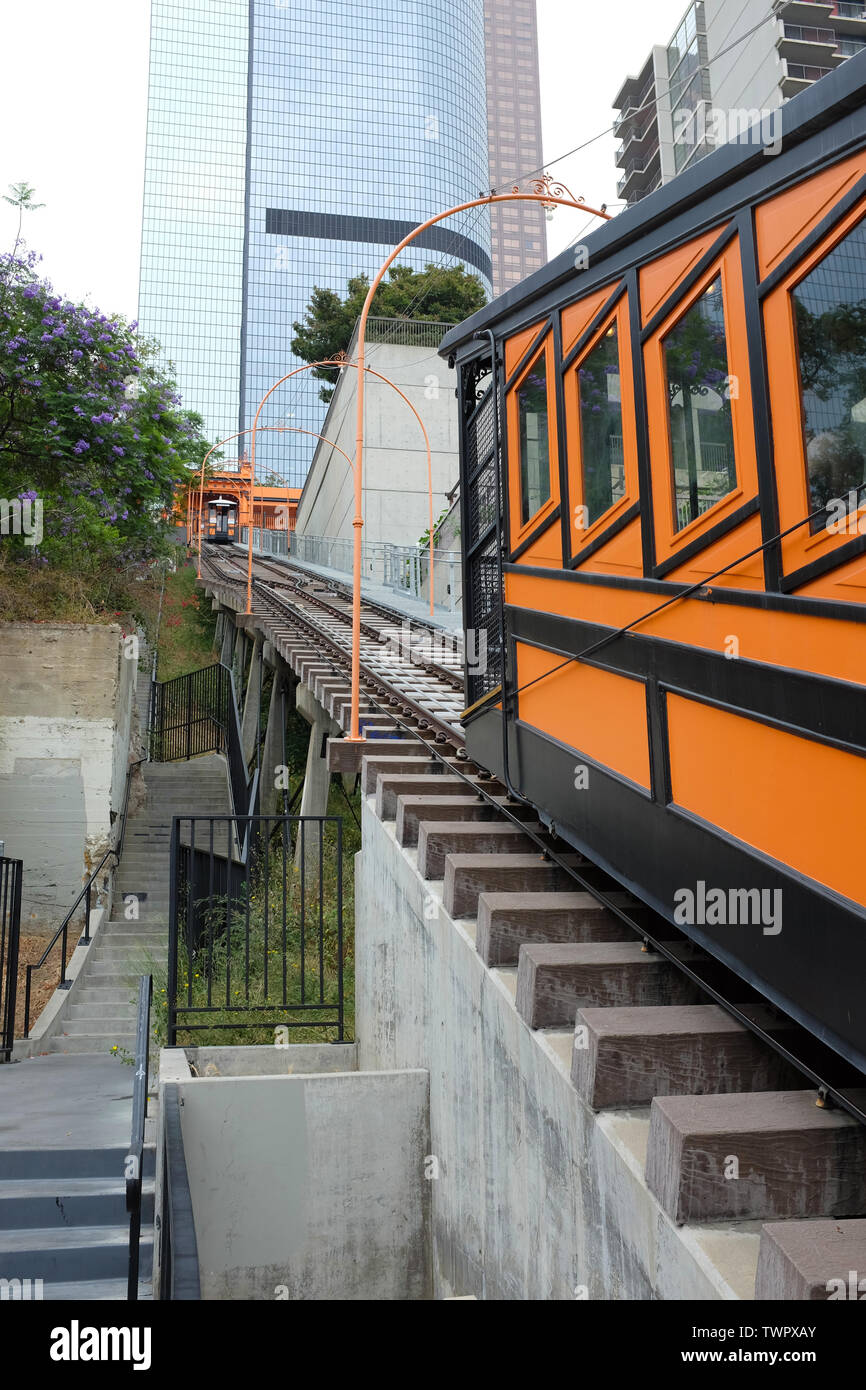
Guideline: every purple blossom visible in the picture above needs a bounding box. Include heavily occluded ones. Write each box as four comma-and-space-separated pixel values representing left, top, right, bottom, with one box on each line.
73, 439, 90, 454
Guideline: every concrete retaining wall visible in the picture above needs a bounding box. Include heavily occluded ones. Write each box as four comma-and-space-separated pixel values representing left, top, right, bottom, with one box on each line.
355, 798, 760, 1301
0, 623, 136, 931
294, 335, 458, 548
169, 1065, 431, 1300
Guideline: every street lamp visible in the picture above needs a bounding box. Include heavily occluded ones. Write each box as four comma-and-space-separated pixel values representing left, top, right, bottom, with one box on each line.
347, 177, 611, 740
194, 422, 355, 578
244, 357, 436, 616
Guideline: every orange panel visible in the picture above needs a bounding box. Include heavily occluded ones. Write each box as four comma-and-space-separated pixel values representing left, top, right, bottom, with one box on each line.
515, 640, 651, 790
513, 522, 564, 568
639, 226, 728, 325
797, 552, 866, 600
578, 515, 644, 577
660, 513, 765, 590
667, 694, 866, 908
755, 150, 866, 279
560, 284, 618, 356
505, 320, 546, 378
504, 570, 866, 687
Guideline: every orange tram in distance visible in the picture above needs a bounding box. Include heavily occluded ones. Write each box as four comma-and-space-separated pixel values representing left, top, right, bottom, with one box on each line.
183, 456, 301, 545
442, 56, 866, 1078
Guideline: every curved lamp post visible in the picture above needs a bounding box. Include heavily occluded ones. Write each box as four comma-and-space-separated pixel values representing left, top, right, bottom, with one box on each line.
244, 357, 435, 615
347, 177, 611, 740
195, 423, 355, 578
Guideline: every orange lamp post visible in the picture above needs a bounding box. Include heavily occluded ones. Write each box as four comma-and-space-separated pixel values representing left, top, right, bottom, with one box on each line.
244, 357, 435, 615
346, 177, 611, 739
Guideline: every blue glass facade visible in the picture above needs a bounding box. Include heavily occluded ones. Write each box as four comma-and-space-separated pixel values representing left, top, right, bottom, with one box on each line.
139, 0, 492, 485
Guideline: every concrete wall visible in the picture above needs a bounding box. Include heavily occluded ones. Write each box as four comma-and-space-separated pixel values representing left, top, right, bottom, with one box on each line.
294, 331, 458, 549
355, 799, 759, 1301
0, 623, 137, 931
174, 1067, 432, 1300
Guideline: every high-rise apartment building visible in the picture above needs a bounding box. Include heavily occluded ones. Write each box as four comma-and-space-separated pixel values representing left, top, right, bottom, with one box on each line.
613, 0, 866, 206
483, 0, 547, 294
139, 0, 492, 485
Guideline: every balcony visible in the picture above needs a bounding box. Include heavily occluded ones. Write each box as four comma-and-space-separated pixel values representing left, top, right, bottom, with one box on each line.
616, 140, 661, 199
777, 20, 846, 61
829, 2, 866, 37
613, 75, 656, 136
780, 58, 836, 93
774, 1, 834, 20
615, 112, 659, 161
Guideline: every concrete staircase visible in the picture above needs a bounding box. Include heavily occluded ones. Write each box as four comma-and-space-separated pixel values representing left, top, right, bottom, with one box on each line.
49, 755, 231, 1055
0, 1144, 155, 1300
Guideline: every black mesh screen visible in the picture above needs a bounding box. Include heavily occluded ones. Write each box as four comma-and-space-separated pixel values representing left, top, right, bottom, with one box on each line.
464, 382, 503, 707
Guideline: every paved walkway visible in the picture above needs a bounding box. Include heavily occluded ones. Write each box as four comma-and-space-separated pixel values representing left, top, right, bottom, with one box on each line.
0, 1054, 135, 1150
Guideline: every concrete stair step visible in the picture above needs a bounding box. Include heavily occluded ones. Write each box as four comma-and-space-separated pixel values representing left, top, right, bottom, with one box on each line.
74, 987, 140, 1006
646, 1089, 866, 1224
418, 820, 542, 881
515, 941, 711, 1029
0, 1178, 154, 1229
395, 792, 536, 846
0, 1148, 154, 1181
47, 1034, 136, 1054
443, 852, 601, 920
0, 1223, 153, 1281
63, 1016, 141, 1034
570, 1003, 804, 1109
82, 966, 139, 983
476, 890, 639, 967
756, 1220, 866, 1300
361, 755, 441, 797
375, 775, 468, 821
40, 1276, 152, 1300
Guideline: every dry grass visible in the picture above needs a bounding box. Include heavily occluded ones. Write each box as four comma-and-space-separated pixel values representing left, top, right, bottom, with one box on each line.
8, 929, 78, 1041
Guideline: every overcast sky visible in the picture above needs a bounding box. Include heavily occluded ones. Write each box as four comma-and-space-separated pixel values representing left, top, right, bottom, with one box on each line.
0, 0, 688, 320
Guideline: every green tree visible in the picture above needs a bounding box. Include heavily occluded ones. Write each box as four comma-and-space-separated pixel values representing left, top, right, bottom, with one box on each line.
0, 246, 210, 595
291, 262, 487, 401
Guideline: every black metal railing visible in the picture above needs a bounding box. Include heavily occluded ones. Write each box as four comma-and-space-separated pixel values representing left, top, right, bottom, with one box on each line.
167, 814, 343, 1046
159, 1083, 201, 1300
0, 858, 23, 1062
23, 759, 143, 1039
127, 974, 152, 1300
150, 662, 251, 818
150, 662, 227, 763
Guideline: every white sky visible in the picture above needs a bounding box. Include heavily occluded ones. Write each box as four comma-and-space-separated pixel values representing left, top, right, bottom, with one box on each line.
0, 0, 688, 320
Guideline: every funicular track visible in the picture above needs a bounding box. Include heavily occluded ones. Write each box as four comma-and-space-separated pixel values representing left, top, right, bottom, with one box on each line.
198, 546, 866, 1248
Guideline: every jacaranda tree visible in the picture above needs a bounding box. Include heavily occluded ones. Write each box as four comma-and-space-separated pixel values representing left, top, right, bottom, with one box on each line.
0, 246, 209, 595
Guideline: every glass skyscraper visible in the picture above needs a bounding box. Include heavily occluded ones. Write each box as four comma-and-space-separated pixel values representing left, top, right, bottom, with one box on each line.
139, 0, 492, 486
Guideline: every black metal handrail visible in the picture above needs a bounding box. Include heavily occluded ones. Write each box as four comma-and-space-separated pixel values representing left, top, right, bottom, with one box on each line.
127, 973, 152, 1300
150, 661, 252, 819
23, 758, 143, 1039
160, 1083, 201, 1300
0, 858, 23, 1062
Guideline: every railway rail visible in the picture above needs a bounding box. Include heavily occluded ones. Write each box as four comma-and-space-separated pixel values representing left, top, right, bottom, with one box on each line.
198, 547, 866, 1148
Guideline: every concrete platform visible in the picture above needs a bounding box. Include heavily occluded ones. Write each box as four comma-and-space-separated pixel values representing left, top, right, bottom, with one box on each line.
0, 1055, 136, 1150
